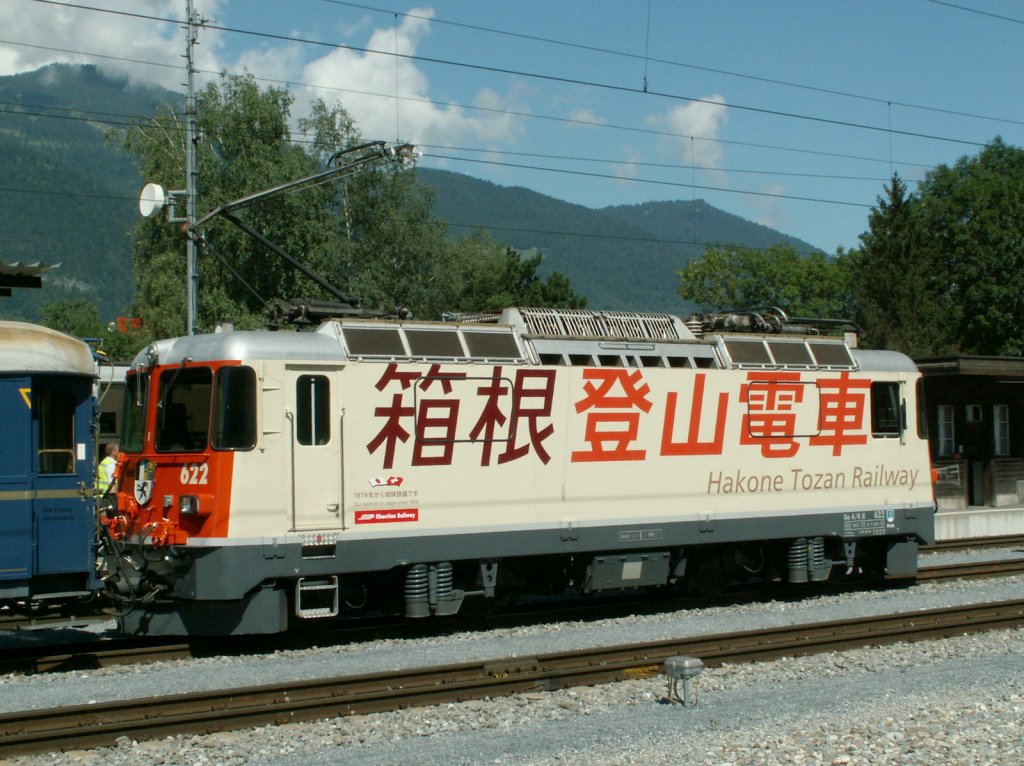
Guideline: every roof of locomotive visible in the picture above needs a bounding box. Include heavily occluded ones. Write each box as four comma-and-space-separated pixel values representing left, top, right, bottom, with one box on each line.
133, 328, 346, 367
0, 321, 96, 376
130, 308, 918, 375
850, 348, 918, 373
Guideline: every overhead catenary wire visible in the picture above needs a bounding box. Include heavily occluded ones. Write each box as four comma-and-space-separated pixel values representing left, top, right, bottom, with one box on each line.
0, 94, 912, 183
23, 0, 1002, 149
6, 0, 1017, 259
320, 0, 1024, 128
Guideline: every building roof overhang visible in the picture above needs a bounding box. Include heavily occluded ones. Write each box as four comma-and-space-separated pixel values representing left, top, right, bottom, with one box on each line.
915, 355, 1024, 378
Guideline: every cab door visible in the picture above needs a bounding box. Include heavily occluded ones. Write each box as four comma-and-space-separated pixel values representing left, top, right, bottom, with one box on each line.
284, 366, 344, 531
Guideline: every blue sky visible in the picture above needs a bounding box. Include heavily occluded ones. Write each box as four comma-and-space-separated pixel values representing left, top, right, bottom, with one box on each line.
2, 0, 1022, 254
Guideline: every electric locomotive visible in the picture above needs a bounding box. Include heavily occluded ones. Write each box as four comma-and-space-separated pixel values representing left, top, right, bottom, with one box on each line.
0, 321, 99, 615
100, 307, 936, 635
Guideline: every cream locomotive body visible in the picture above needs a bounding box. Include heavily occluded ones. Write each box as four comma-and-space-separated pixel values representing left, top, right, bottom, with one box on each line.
102, 308, 935, 635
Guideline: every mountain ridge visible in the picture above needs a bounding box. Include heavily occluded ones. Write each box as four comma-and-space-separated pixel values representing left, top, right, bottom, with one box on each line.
417, 167, 819, 312
1, 64, 822, 321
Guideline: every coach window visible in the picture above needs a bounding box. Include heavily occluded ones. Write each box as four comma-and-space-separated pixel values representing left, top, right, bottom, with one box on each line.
156, 367, 212, 452
296, 374, 330, 446
212, 366, 257, 450
870, 381, 902, 437
37, 387, 76, 474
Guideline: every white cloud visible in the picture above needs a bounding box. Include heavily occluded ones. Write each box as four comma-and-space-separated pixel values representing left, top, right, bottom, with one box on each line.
648, 95, 728, 170
753, 182, 788, 229
0, 0, 228, 90
1, 3, 526, 150
293, 8, 527, 148
568, 108, 607, 127
611, 144, 644, 185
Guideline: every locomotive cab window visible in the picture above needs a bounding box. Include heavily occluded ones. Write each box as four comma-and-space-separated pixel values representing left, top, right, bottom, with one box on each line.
871, 381, 902, 437
212, 366, 257, 450
121, 372, 148, 453
296, 374, 330, 446
156, 367, 212, 452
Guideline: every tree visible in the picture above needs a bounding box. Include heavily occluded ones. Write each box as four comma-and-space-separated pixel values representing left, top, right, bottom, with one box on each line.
39, 298, 146, 361
123, 75, 334, 339
914, 138, 1024, 355
121, 74, 460, 338
844, 175, 954, 356
40, 298, 103, 338
338, 163, 457, 319
449, 234, 586, 313
677, 244, 848, 318
120, 73, 586, 340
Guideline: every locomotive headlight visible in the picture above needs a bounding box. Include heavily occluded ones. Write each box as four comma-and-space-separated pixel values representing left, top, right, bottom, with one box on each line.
179, 495, 200, 515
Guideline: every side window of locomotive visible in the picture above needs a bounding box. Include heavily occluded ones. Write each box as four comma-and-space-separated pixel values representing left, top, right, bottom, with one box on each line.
156, 367, 213, 452
212, 367, 257, 450
121, 372, 148, 453
37, 387, 76, 474
296, 374, 330, 446
870, 381, 902, 437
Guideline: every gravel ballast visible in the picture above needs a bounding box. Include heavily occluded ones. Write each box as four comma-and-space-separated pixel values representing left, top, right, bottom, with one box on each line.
2, 553, 1023, 764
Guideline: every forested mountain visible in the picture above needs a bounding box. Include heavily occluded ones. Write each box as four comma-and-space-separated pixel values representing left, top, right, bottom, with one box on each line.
0, 64, 172, 320
419, 168, 818, 312
0, 64, 820, 322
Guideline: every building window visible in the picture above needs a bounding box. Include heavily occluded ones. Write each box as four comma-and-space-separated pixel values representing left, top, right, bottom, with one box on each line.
966, 404, 982, 423
994, 404, 1010, 456
937, 405, 955, 457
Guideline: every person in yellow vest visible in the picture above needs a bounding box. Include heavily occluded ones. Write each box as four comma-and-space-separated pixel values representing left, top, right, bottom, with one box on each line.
96, 442, 119, 495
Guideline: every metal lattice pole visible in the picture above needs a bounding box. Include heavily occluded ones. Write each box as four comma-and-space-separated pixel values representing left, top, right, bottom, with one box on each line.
184, 0, 200, 335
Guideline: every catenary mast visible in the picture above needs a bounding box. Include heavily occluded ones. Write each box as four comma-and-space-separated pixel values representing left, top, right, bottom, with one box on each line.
184, 0, 200, 335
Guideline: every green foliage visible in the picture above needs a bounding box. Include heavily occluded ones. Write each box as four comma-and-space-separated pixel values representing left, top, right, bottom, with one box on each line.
843, 175, 954, 355
40, 298, 103, 337
847, 140, 1024, 356
121, 73, 546, 333
339, 164, 456, 319
914, 138, 1024, 355
450, 234, 587, 312
677, 244, 848, 318
39, 298, 147, 361
122, 74, 345, 339
118, 73, 588, 332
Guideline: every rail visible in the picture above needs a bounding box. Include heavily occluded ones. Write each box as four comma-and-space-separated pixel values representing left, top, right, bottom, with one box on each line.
1, 599, 1023, 758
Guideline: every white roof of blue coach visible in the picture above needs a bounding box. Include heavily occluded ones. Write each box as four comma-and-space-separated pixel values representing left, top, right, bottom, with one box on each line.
0, 321, 96, 376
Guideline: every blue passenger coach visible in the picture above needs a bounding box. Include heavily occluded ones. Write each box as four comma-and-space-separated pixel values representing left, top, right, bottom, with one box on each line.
0, 321, 98, 612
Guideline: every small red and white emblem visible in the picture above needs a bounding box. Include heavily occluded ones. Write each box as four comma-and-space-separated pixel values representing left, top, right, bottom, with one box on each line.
368, 476, 404, 488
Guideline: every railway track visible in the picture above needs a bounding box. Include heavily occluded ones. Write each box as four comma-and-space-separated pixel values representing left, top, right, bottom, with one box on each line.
1, 597, 1022, 759
917, 556, 1024, 580
3, 555, 1023, 678
0, 535, 1012, 632
922, 534, 1024, 553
